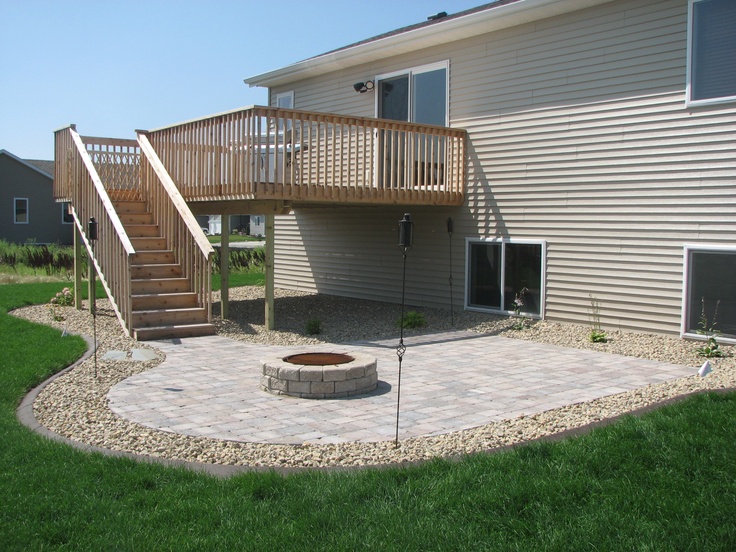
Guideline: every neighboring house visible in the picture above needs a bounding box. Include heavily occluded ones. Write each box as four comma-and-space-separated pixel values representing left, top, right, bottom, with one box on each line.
0, 149, 73, 245
243, 0, 736, 340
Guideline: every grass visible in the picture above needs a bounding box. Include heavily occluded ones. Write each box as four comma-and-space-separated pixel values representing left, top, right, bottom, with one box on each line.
1, 282, 736, 549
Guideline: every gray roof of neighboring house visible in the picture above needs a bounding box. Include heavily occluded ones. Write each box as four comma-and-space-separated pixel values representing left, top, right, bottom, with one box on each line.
24, 159, 54, 177
0, 149, 54, 178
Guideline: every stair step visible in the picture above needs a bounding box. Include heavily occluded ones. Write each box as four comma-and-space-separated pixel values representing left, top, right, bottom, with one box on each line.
131, 236, 168, 251
132, 292, 199, 310
132, 277, 190, 294
113, 200, 148, 214
131, 264, 183, 279
132, 307, 209, 328
126, 224, 161, 238
132, 250, 176, 265
120, 212, 155, 225
133, 323, 216, 341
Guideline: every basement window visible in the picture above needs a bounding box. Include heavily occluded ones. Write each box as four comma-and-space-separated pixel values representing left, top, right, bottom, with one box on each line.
466, 239, 545, 317
683, 246, 736, 341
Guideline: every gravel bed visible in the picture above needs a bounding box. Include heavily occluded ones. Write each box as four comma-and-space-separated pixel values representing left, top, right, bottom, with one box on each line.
13, 286, 736, 470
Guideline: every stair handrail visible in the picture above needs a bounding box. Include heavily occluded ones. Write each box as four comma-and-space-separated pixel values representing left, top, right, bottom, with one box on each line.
137, 132, 214, 258
54, 125, 136, 335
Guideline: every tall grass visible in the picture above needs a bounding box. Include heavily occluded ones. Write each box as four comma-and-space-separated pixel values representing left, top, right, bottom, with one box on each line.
1, 282, 735, 549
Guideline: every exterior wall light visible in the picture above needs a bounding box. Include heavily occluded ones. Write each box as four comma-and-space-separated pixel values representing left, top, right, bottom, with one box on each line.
353, 80, 374, 93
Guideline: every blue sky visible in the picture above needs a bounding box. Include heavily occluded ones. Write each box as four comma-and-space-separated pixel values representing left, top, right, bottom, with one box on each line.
1, 0, 482, 160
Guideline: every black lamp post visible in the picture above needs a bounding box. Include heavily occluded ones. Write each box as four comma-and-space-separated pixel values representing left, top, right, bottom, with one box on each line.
395, 213, 413, 446
88, 217, 98, 378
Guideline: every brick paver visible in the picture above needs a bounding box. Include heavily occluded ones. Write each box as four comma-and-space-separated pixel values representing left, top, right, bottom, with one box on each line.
107, 331, 695, 445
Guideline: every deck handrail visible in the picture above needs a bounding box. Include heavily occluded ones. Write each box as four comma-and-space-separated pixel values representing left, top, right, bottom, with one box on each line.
137, 132, 214, 318
53, 125, 135, 335
145, 106, 466, 206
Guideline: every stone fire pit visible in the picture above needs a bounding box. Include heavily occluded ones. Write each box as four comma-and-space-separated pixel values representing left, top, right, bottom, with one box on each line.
260, 351, 378, 399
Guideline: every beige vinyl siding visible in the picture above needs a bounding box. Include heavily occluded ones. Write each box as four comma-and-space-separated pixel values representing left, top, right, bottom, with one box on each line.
270, 0, 736, 335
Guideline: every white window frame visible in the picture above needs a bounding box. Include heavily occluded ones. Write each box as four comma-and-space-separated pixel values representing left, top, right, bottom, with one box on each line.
275, 91, 294, 109
681, 244, 736, 344
374, 60, 449, 126
464, 237, 546, 318
14, 198, 29, 224
686, 0, 736, 107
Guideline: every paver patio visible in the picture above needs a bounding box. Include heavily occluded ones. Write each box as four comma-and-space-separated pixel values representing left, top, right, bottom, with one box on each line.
107, 331, 696, 445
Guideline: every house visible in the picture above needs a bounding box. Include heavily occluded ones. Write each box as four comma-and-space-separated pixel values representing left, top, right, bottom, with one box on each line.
1, 149, 73, 245
242, 0, 736, 342
54, 0, 735, 342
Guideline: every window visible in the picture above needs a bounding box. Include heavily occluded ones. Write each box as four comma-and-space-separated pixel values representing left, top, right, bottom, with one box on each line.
275, 91, 294, 109
14, 198, 28, 224
687, 0, 736, 105
466, 240, 545, 316
376, 62, 448, 125
62, 202, 74, 224
683, 246, 736, 340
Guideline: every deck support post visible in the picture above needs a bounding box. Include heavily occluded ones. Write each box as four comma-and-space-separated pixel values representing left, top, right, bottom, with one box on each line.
220, 214, 230, 319
73, 222, 83, 310
265, 213, 275, 330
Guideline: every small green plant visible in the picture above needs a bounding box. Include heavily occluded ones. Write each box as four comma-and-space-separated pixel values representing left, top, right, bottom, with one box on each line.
588, 295, 607, 343
511, 287, 530, 330
305, 318, 322, 335
399, 310, 426, 329
695, 297, 725, 358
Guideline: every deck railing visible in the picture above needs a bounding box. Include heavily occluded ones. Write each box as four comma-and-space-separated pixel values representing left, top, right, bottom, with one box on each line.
138, 134, 214, 318
145, 106, 466, 206
54, 125, 135, 334
82, 136, 141, 201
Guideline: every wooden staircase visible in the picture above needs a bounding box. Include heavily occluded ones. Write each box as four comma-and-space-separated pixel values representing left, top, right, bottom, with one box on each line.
115, 199, 215, 340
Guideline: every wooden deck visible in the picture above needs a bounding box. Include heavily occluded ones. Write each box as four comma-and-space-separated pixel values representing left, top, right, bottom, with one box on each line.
143, 106, 466, 207
52, 106, 466, 339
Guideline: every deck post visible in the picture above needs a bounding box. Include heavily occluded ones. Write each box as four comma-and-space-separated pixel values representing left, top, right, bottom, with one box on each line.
220, 214, 230, 319
73, 223, 83, 310
265, 213, 275, 330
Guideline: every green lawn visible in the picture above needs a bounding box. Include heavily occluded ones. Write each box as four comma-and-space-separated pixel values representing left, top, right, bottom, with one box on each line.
1, 282, 735, 550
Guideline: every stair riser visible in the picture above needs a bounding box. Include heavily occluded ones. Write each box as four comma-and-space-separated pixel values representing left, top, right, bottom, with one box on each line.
132, 294, 199, 310
120, 213, 155, 225
130, 265, 183, 279
112, 201, 148, 214
131, 237, 168, 251
125, 225, 161, 238
132, 279, 190, 294
132, 309, 209, 328
132, 251, 175, 265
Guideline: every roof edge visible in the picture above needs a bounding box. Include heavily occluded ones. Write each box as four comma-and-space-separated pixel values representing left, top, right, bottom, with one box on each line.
244, 0, 613, 88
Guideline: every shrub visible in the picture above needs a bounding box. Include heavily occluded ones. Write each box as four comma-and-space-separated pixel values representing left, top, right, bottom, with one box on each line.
399, 311, 426, 329
305, 319, 322, 335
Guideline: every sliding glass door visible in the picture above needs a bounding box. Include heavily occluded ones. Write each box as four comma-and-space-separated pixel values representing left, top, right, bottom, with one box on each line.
376, 62, 447, 187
